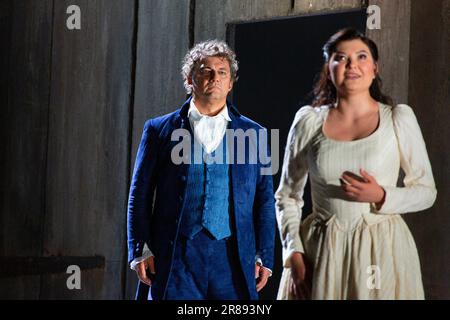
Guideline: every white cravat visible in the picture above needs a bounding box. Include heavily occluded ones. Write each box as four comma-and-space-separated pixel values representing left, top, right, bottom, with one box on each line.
187, 99, 231, 153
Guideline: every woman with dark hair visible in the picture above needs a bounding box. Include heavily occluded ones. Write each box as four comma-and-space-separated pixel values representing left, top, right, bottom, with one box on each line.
276, 28, 436, 299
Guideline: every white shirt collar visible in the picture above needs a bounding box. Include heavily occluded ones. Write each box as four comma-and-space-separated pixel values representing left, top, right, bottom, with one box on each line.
188, 99, 231, 122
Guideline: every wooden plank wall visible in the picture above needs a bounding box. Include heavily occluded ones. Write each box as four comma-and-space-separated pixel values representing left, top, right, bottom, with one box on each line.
194, 0, 362, 42
41, 0, 135, 299
1, 0, 447, 299
125, 0, 191, 299
367, 0, 411, 104
406, 0, 450, 299
0, 0, 54, 299
1, 0, 135, 299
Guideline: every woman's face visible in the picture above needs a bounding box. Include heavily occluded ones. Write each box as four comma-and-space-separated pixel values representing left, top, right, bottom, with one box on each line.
328, 39, 377, 97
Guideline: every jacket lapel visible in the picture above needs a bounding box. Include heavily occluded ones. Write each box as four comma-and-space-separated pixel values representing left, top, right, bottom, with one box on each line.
227, 103, 246, 215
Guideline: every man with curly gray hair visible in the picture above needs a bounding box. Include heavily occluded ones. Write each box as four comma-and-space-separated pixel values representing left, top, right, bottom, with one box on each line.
181, 39, 239, 95
127, 39, 275, 300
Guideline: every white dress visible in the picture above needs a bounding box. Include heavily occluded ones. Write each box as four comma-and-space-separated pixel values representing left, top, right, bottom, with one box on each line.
276, 103, 437, 300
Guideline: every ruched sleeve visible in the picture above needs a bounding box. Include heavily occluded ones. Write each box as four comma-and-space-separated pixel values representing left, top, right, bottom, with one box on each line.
275, 106, 320, 267
372, 104, 437, 214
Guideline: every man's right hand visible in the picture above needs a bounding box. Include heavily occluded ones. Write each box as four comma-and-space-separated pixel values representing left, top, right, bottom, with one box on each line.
289, 252, 311, 299
136, 256, 155, 286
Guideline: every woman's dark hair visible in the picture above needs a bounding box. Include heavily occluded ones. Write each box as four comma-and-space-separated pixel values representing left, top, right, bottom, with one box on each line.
312, 28, 393, 107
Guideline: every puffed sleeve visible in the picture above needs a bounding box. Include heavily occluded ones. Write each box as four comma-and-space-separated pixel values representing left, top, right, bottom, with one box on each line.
275, 106, 318, 267
372, 104, 437, 214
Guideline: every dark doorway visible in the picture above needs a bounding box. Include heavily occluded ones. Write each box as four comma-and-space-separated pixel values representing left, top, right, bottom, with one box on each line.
228, 9, 367, 299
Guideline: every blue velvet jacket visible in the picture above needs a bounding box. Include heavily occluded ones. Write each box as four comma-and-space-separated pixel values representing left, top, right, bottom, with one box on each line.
127, 97, 276, 300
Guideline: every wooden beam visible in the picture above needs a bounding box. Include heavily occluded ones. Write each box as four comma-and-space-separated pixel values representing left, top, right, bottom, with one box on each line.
0, 256, 105, 277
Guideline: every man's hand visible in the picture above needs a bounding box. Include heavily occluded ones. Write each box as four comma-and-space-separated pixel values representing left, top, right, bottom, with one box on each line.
255, 264, 271, 292
289, 252, 311, 299
340, 169, 386, 208
135, 256, 155, 286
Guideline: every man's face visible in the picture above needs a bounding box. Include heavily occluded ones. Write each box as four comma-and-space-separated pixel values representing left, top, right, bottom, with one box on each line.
189, 56, 233, 103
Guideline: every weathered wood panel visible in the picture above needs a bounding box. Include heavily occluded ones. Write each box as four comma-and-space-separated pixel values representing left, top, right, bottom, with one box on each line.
405, 0, 450, 299
125, 0, 191, 299
0, 0, 54, 299
293, 0, 362, 13
194, 0, 293, 42
0, 255, 104, 276
367, 0, 411, 104
41, 0, 135, 299
194, 0, 363, 42
130, 0, 191, 161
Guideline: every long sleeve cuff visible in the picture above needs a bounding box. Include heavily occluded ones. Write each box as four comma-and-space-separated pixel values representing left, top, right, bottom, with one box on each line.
370, 184, 437, 215
281, 234, 305, 268
255, 255, 272, 276
130, 243, 153, 270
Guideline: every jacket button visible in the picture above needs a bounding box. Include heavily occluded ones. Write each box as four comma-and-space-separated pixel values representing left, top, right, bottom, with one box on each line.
180, 175, 186, 181
179, 195, 183, 201
169, 240, 174, 246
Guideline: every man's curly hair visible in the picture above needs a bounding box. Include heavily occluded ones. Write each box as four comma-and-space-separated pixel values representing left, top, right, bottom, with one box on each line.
181, 39, 238, 94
